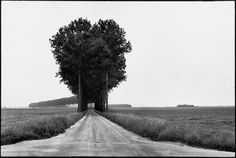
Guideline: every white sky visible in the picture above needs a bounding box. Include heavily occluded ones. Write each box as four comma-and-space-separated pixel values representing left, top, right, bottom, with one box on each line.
1, 1, 235, 108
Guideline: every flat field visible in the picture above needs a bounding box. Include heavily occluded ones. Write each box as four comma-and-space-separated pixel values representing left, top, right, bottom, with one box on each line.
1, 108, 78, 130
108, 106, 235, 132
101, 106, 235, 151
1, 107, 84, 145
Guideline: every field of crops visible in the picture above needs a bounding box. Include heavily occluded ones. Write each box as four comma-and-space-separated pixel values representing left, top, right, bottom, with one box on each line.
99, 106, 235, 152
108, 106, 235, 131
1, 107, 85, 145
2, 106, 235, 151
1, 108, 78, 130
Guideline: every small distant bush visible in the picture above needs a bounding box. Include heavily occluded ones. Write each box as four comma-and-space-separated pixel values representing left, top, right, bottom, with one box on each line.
1, 111, 86, 145
98, 111, 235, 152
177, 104, 194, 107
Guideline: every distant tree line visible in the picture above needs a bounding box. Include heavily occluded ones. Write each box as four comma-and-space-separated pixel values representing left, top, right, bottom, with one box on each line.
29, 97, 131, 108
29, 96, 77, 108
177, 104, 195, 107
109, 104, 132, 108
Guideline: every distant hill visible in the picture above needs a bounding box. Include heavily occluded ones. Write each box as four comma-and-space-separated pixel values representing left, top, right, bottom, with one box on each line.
29, 96, 131, 109
177, 104, 194, 107
29, 96, 77, 108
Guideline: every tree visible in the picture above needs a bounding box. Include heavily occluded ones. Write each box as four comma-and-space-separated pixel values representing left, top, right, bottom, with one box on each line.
50, 18, 132, 112
87, 19, 132, 111
49, 18, 92, 112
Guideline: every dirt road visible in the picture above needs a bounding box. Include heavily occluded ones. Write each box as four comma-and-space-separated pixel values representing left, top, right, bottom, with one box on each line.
1, 109, 235, 156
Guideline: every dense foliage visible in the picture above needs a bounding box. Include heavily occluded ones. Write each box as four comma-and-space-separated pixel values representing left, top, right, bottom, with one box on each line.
49, 18, 132, 111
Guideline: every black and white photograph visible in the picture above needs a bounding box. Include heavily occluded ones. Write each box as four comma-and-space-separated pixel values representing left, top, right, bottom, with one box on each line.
1, 1, 235, 157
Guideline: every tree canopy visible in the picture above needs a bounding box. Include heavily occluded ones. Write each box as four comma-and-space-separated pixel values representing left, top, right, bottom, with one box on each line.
49, 18, 132, 111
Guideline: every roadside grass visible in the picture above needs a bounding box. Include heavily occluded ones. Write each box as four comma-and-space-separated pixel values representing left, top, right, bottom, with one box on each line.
1, 111, 86, 145
1, 108, 78, 129
97, 109, 235, 152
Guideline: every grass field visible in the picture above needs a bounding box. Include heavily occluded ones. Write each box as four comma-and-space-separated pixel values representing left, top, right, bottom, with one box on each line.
98, 106, 235, 152
1, 108, 85, 145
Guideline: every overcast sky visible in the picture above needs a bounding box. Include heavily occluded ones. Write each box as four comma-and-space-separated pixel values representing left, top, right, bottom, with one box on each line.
1, 1, 235, 108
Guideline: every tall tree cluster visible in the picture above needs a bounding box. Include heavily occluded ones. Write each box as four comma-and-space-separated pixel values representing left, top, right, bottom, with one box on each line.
49, 18, 132, 112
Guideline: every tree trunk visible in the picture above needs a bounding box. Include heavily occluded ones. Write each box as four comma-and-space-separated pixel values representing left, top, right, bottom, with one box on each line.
101, 89, 104, 112
81, 83, 87, 111
105, 72, 108, 112
95, 97, 98, 110
98, 93, 101, 111
100, 92, 103, 112
77, 71, 82, 112
83, 98, 87, 111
